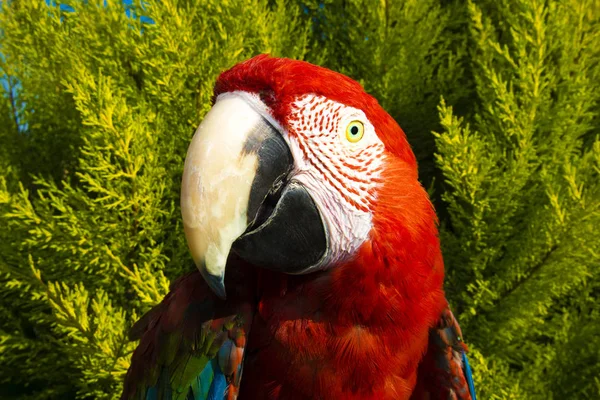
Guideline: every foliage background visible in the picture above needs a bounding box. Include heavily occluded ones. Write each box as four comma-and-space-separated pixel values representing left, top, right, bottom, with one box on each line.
0, 0, 598, 399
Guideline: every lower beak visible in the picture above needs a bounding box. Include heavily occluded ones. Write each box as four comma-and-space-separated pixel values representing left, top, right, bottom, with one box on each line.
181, 93, 326, 298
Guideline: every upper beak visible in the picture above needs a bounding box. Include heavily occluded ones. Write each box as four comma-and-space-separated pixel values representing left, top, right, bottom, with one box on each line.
181, 93, 326, 298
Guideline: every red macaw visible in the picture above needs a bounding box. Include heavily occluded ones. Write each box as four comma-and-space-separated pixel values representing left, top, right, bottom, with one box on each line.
121, 55, 476, 400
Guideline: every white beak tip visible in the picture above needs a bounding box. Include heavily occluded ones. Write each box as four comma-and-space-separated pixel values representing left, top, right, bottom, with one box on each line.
199, 268, 227, 300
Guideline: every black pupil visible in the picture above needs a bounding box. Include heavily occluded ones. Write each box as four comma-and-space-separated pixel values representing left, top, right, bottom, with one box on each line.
350, 125, 359, 136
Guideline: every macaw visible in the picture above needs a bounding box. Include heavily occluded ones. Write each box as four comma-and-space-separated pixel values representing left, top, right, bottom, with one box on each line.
121, 55, 477, 400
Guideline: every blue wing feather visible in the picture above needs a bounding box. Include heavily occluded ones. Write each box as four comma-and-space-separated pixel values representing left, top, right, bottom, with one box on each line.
206, 359, 228, 400
462, 352, 477, 400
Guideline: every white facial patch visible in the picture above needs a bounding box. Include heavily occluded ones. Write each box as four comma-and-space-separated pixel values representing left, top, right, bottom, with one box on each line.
284, 95, 386, 268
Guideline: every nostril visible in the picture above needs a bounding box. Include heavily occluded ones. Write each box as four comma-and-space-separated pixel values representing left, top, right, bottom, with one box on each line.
269, 173, 287, 197
247, 173, 287, 233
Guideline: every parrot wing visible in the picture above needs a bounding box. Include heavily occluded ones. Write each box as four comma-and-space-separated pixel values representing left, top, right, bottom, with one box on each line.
121, 266, 255, 400
411, 306, 477, 400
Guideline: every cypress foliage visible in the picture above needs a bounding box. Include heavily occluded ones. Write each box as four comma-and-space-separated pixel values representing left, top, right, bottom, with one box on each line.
0, 0, 598, 399
434, 1, 600, 398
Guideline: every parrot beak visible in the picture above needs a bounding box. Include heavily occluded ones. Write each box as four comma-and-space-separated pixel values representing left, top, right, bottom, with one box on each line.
181, 93, 326, 298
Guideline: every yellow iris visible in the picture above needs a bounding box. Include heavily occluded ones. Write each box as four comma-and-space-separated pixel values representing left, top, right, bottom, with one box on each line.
345, 120, 364, 143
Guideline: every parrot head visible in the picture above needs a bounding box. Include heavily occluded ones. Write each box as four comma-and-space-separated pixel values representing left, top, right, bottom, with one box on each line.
181, 55, 439, 299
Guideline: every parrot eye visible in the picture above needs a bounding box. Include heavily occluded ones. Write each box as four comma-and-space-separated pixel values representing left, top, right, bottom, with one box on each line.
345, 120, 365, 143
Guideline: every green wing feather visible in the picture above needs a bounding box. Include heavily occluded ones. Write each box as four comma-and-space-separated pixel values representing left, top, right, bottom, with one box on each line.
121, 266, 255, 400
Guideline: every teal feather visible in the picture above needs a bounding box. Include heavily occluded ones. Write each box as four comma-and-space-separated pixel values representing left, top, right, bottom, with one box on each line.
145, 387, 157, 400
140, 346, 237, 400
189, 358, 215, 399
145, 368, 172, 400
155, 356, 227, 400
